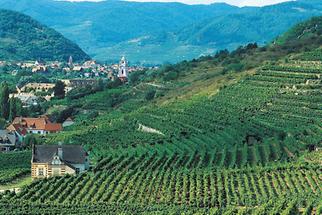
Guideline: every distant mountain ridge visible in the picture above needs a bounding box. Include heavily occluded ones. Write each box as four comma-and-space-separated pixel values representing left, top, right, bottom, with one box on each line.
0, 0, 321, 64
0, 9, 90, 62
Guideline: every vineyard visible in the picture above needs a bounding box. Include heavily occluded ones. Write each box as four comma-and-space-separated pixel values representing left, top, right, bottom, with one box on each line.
0, 151, 31, 184
49, 59, 322, 169
11, 159, 322, 206
0, 57, 320, 213
0, 199, 321, 215
46, 17, 322, 161
0, 13, 320, 215
17, 59, 320, 213
1, 159, 321, 213
297, 49, 322, 61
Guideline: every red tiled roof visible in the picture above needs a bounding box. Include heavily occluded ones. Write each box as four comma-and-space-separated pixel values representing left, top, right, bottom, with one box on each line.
7, 124, 27, 136
45, 123, 63, 132
11, 117, 62, 132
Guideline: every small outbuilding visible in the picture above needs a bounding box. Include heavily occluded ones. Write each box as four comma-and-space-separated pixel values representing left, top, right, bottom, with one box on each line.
31, 144, 89, 179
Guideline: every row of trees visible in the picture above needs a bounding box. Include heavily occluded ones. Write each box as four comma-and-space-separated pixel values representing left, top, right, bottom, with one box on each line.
0, 82, 23, 121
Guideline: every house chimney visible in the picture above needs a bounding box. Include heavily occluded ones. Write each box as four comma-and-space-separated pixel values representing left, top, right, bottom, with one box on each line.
32, 144, 36, 163
57, 147, 63, 159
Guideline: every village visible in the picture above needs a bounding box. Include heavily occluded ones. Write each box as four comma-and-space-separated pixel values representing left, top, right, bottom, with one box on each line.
1, 56, 149, 78
0, 55, 157, 105
0, 56, 156, 179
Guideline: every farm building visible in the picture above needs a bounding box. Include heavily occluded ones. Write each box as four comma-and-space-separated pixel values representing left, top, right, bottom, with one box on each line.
31, 144, 89, 179
0, 130, 17, 152
7, 116, 63, 136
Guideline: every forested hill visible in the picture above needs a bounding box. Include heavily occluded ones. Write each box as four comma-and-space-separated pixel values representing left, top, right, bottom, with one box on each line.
0, 0, 321, 64
0, 9, 90, 62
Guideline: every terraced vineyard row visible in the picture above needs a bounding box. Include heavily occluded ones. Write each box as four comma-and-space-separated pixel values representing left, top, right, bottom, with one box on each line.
83, 61, 321, 166
48, 60, 321, 170
108, 138, 297, 168
247, 65, 321, 145
0, 198, 321, 215
9, 155, 321, 208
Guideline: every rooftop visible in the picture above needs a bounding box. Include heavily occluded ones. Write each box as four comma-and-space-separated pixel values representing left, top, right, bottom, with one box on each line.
33, 145, 88, 164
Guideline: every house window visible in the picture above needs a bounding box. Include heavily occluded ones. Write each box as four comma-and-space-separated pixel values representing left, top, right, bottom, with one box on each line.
38, 168, 44, 176
38, 131, 41, 134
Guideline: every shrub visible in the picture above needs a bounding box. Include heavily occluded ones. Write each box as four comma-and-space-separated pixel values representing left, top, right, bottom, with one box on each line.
145, 89, 156, 101
163, 71, 178, 81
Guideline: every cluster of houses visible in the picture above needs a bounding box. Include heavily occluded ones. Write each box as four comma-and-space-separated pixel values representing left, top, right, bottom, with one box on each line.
0, 119, 88, 179
64, 56, 147, 81
0, 116, 63, 152
6, 56, 149, 108
5, 56, 148, 81
10, 79, 101, 107
0, 108, 87, 179
18, 60, 56, 73
10, 83, 56, 107
0, 56, 154, 179
0, 115, 87, 179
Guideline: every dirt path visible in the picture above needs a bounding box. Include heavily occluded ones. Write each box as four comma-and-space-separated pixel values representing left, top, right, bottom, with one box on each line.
146, 83, 164, 88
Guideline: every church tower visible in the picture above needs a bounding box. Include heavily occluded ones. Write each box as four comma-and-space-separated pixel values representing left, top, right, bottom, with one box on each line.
68, 56, 73, 67
118, 56, 128, 81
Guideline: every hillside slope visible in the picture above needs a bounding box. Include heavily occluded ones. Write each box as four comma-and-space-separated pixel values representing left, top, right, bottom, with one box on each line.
0, 15, 321, 215
276, 16, 322, 45
0, 9, 90, 62
0, 0, 321, 63
48, 16, 322, 161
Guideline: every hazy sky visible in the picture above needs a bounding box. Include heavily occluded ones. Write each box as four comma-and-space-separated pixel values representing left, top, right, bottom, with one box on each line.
66, 0, 293, 7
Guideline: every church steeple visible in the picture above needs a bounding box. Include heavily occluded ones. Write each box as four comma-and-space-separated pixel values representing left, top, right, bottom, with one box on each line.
118, 56, 128, 81
68, 56, 73, 67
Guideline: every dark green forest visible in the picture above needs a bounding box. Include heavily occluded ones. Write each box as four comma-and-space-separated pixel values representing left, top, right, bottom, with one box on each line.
0, 9, 90, 62
0, 0, 321, 63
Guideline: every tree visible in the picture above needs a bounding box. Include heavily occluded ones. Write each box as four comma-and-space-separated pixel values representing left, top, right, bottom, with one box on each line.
56, 107, 74, 123
94, 78, 105, 92
53, 81, 65, 99
107, 78, 123, 89
0, 118, 6, 129
9, 98, 17, 121
24, 134, 37, 149
163, 71, 178, 81
129, 70, 145, 85
0, 82, 10, 120
145, 89, 156, 101
9, 97, 22, 121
